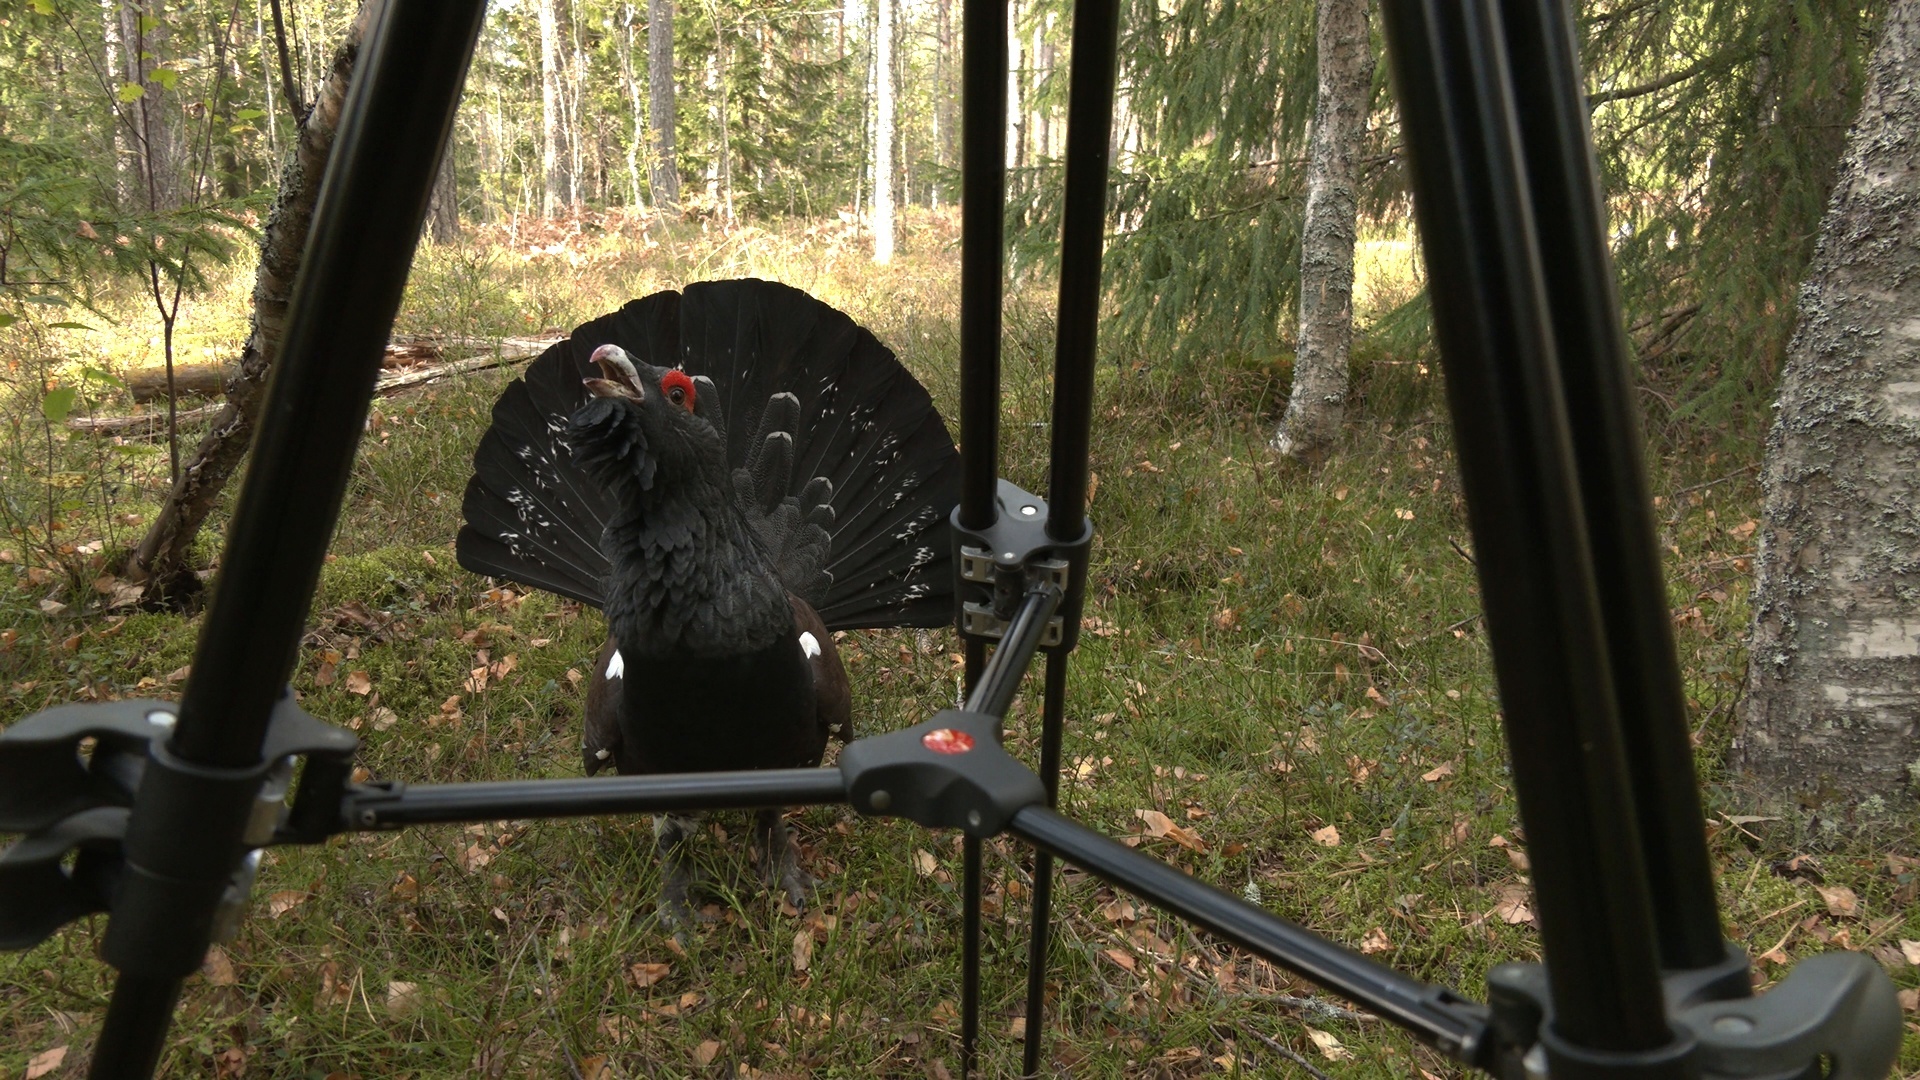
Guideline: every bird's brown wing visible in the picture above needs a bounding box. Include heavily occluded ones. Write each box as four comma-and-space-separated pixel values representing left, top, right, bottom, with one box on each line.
582, 637, 625, 775
791, 595, 851, 744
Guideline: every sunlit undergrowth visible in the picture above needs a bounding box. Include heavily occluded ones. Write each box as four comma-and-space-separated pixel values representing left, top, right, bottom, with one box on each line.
1, 218, 1914, 1078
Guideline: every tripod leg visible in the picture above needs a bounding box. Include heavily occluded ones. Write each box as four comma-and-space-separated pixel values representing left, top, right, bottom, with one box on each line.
1020, 653, 1070, 1076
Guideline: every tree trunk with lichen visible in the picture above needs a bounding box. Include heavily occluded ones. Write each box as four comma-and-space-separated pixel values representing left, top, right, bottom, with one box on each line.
647, 0, 679, 211
126, 3, 371, 601
1272, 0, 1373, 461
1735, 0, 1920, 815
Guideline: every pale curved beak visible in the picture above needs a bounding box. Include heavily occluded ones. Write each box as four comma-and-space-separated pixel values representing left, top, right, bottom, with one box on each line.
584, 344, 645, 401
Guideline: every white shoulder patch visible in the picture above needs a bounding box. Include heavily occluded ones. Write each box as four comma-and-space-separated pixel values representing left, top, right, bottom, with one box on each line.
605, 649, 624, 680
799, 632, 822, 660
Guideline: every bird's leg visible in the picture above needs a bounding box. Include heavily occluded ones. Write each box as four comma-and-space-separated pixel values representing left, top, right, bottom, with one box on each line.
652, 813, 703, 932
753, 807, 814, 910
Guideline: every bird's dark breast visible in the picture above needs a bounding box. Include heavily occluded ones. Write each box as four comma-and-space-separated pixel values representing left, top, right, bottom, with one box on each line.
618, 636, 825, 774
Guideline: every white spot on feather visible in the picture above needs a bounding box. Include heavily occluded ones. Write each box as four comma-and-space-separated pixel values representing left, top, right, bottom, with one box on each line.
799, 632, 821, 659
594, 748, 611, 760
606, 649, 625, 679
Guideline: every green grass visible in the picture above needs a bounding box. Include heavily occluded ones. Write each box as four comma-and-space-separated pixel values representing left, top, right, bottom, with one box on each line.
1, 221, 1916, 1078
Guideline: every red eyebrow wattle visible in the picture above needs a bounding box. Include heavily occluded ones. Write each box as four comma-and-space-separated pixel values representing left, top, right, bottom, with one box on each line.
660, 369, 697, 410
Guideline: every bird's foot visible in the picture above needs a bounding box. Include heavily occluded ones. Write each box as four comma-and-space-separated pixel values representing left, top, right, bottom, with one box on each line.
654, 813, 705, 940
755, 808, 815, 911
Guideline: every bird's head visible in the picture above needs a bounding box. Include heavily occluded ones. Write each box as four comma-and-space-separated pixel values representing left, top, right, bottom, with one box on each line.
566, 343, 725, 501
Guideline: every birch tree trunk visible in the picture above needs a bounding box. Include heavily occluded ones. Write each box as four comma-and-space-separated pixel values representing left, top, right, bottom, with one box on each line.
104, 0, 131, 207
872, 0, 895, 263
648, 0, 681, 211
538, 0, 569, 215
1735, 0, 1920, 813
618, 3, 647, 210
1271, 0, 1373, 461
127, 3, 372, 599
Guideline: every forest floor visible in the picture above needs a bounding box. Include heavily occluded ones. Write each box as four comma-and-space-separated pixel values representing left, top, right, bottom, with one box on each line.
0, 212, 1915, 1078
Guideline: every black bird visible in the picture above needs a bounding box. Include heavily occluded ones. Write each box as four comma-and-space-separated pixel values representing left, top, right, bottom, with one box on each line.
456, 279, 959, 921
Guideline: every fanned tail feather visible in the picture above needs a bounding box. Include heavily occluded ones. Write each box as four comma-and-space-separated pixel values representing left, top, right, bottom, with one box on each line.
458, 279, 959, 630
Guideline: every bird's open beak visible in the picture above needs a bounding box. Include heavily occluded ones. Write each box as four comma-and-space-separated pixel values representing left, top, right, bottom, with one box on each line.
585, 344, 646, 402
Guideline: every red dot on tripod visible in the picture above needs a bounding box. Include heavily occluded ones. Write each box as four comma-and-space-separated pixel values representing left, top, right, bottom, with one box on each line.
922, 728, 975, 754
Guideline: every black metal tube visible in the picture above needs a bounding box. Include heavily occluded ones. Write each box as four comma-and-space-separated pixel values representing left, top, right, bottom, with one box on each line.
1044, 0, 1120, 544
342, 769, 847, 830
959, 0, 1008, 530
1378, 0, 1673, 1053
961, 833, 984, 1077
88, 975, 181, 1080
90, 7, 486, 1077
1009, 806, 1490, 1064
965, 587, 1063, 719
171, 0, 486, 766
1019, 652, 1071, 1076
1495, 0, 1727, 974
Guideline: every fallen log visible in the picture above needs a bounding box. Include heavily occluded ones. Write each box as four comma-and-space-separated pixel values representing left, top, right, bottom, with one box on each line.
125, 364, 236, 403
69, 336, 557, 436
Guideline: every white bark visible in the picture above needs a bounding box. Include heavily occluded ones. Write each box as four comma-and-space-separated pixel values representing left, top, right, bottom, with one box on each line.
618, 4, 647, 209
1736, 0, 1920, 813
872, 0, 895, 263
1272, 0, 1373, 460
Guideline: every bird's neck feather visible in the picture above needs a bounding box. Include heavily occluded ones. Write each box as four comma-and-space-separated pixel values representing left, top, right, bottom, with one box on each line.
601, 471, 791, 659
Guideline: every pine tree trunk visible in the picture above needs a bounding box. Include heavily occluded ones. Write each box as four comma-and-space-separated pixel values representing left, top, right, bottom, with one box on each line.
872, 0, 895, 262
120, 0, 178, 211
648, 0, 680, 210
1272, 0, 1372, 460
428, 140, 459, 242
126, 3, 373, 600
1734, 0, 1920, 814
933, 0, 952, 207
538, 0, 568, 216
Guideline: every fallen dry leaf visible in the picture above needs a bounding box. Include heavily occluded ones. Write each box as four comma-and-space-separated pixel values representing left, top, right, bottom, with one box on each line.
391, 871, 419, 901
385, 980, 420, 1016
369, 707, 399, 732
1134, 808, 1206, 852
1104, 947, 1138, 972
1901, 939, 1920, 966
345, 670, 372, 696
1359, 927, 1392, 955
1899, 988, 1918, 1014
265, 890, 308, 918
1306, 1028, 1350, 1061
792, 929, 813, 972
1493, 883, 1534, 926
1815, 884, 1859, 917
202, 944, 238, 986
578, 1054, 613, 1080
692, 1040, 721, 1067
457, 842, 493, 873
912, 849, 938, 876
1310, 824, 1341, 847
628, 962, 671, 988
25, 1046, 67, 1079
1420, 762, 1455, 782
1010, 1015, 1027, 1040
